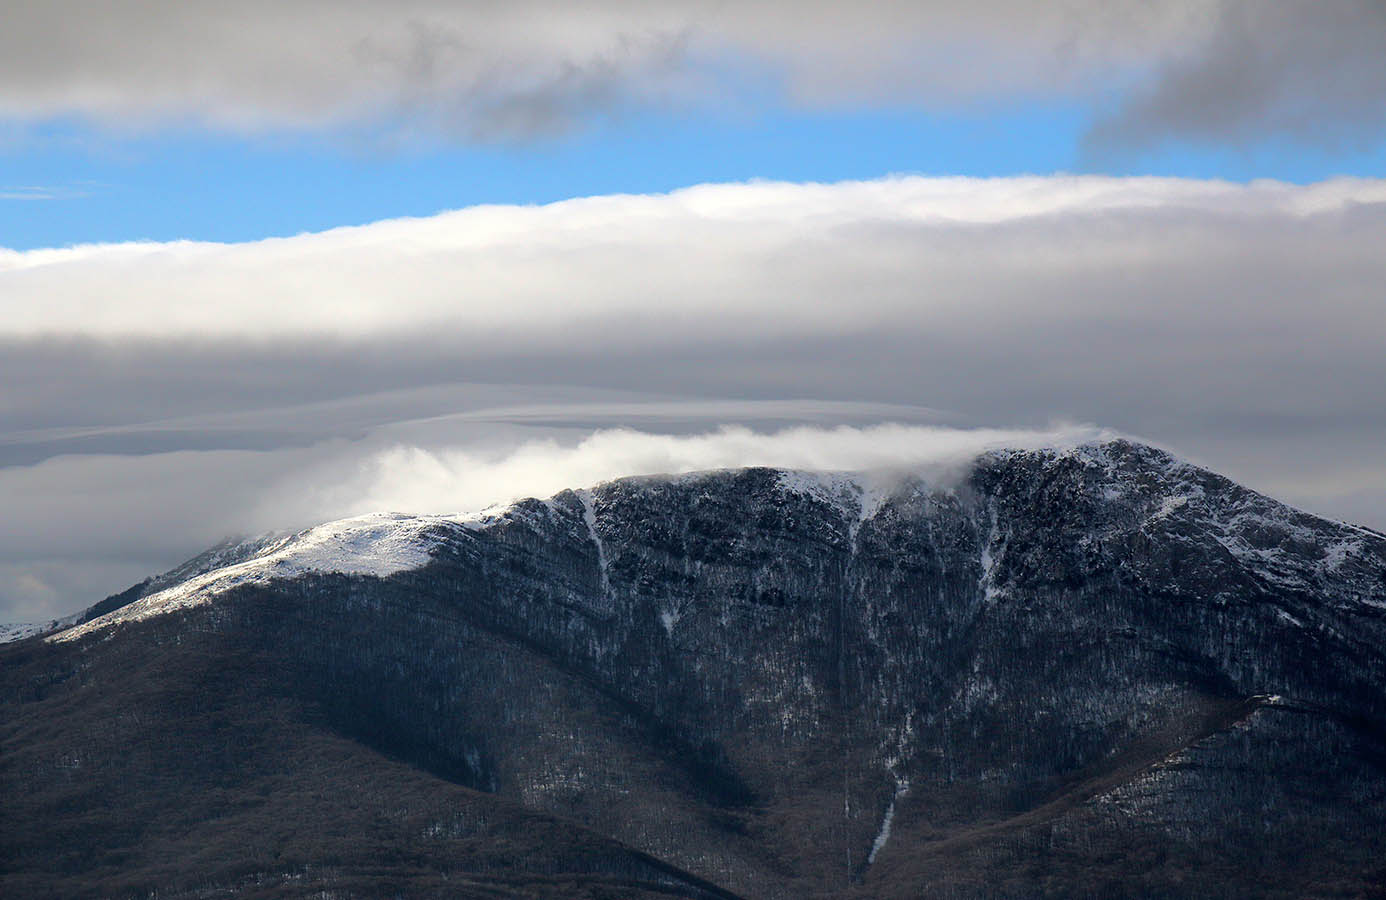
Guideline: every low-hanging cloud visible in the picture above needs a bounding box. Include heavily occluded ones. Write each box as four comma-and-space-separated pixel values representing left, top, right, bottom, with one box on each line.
0, 422, 1105, 623
4, 174, 1386, 622
0, 1, 1382, 151
302, 423, 1112, 522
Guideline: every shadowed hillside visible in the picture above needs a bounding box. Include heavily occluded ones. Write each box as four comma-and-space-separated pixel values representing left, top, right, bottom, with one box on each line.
5, 440, 1386, 898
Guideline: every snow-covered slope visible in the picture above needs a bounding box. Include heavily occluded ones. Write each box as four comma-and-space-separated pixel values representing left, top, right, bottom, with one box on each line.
53, 512, 476, 643
0, 622, 46, 644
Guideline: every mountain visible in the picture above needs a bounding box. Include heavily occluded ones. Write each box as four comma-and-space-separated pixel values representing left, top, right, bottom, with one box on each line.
0, 622, 46, 643
3, 439, 1385, 899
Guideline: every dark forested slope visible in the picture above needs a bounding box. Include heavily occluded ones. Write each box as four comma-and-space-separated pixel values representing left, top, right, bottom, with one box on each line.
4, 440, 1385, 898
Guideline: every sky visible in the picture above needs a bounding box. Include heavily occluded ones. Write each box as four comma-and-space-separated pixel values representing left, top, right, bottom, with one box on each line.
2, 0, 1386, 622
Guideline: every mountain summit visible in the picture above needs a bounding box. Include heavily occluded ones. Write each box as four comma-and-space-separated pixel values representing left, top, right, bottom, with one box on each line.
4, 440, 1385, 898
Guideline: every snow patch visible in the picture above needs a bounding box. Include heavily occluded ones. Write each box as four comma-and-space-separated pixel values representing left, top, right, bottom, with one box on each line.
1321, 537, 1363, 572
0, 622, 46, 643
979, 502, 1007, 604
775, 470, 894, 537
1209, 505, 1373, 594
51, 512, 461, 643
1275, 608, 1305, 628
576, 488, 611, 600
867, 801, 896, 865
1148, 494, 1192, 522
867, 779, 910, 865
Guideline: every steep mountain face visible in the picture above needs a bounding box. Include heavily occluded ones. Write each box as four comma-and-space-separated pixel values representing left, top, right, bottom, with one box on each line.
4, 440, 1385, 899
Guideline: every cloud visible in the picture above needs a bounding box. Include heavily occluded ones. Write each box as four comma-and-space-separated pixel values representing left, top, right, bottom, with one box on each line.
4, 175, 1386, 462
3, 174, 1386, 620
312, 423, 1112, 521
5, 416, 1380, 626
0, 423, 1106, 622
1086, 1, 1386, 154
0, 1, 704, 142
5, 174, 1386, 339
0, 2, 1382, 150
0, 186, 57, 200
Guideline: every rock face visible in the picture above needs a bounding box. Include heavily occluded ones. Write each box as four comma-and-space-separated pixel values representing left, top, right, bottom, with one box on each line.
4, 439, 1386, 898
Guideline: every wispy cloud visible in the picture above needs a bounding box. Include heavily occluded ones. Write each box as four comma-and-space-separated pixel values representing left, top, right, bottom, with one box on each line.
0, 423, 1106, 622
0, 184, 93, 201
1, 186, 55, 200
312, 423, 1114, 522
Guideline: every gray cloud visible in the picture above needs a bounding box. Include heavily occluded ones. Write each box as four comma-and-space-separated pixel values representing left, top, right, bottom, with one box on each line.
0, 1, 704, 142
1087, 0, 1386, 153
2, 175, 1386, 622
0, 2, 1381, 149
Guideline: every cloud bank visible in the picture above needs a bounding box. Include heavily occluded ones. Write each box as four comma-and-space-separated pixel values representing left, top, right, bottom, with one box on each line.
3, 174, 1386, 621
6, 175, 1386, 340
1, 1, 1382, 150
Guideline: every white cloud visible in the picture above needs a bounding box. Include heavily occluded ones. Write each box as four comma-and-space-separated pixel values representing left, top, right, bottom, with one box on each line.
4, 175, 1385, 340
4, 175, 1386, 620
307, 423, 1111, 521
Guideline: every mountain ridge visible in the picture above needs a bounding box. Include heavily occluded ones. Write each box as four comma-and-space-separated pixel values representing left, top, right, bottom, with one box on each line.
47, 439, 1383, 645
6, 438, 1386, 898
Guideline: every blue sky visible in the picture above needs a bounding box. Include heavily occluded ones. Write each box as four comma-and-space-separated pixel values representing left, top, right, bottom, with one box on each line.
8, 102, 1386, 250
4, 0, 1386, 249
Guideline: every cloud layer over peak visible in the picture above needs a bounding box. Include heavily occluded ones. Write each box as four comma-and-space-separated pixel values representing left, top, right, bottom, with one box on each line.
3, 174, 1386, 622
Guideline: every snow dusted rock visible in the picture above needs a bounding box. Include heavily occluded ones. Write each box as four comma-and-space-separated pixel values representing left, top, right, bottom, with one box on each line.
13, 439, 1386, 898
53, 513, 468, 643
0, 622, 46, 644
